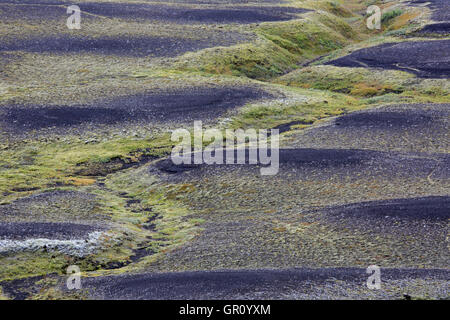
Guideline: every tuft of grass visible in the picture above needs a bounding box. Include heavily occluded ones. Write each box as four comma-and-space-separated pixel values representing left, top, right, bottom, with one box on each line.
350, 82, 393, 97
0, 134, 174, 202
275, 65, 409, 97
382, 9, 403, 24
64, 177, 96, 186
303, 0, 355, 18
175, 39, 299, 80
386, 11, 421, 31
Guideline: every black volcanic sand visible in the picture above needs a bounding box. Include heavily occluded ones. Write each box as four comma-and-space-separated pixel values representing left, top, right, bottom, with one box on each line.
321, 196, 449, 228
317, 197, 449, 254
417, 22, 450, 35
288, 104, 449, 154
147, 102, 449, 272
407, 0, 449, 35
323, 196, 449, 220
0, 86, 271, 133
325, 40, 450, 78
159, 0, 284, 3
411, 0, 450, 22
0, 2, 310, 24
0, 0, 282, 2
153, 148, 449, 181
80, 268, 449, 299
0, 190, 109, 223
0, 34, 245, 57
0, 0, 65, 3
0, 222, 100, 240
0, 3, 69, 21
77, 3, 310, 24
333, 108, 445, 128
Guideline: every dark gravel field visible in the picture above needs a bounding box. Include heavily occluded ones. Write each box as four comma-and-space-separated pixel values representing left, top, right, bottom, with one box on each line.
0, 0, 65, 3
326, 40, 450, 78
321, 195, 449, 233
0, 2, 310, 24
76, 3, 310, 24
0, 34, 246, 57
0, 86, 270, 133
410, 0, 449, 34
80, 268, 450, 299
158, 0, 285, 3
0, 222, 100, 240
333, 109, 444, 128
318, 196, 449, 256
154, 147, 449, 181
289, 103, 449, 154
0, 190, 109, 223
411, 0, 450, 22
0, 0, 283, 3
324, 196, 450, 220
418, 22, 450, 34
0, 3, 68, 21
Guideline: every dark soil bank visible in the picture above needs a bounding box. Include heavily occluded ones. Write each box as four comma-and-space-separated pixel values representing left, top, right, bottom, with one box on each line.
0, 0, 64, 3
333, 109, 441, 128
0, 222, 100, 240
0, 0, 281, 3
157, 148, 383, 172
0, 34, 243, 57
0, 2, 309, 24
418, 22, 450, 34
411, 0, 450, 22
158, 0, 284, 3
0, 3, 67, 21
290, 104, 449, 154
81, 268, 450, 299
77, 3, 309, 24
0, 86, 270, 132
321, 196, 450, 238
326, 40, 450, 78
154, 148, 449, 180
325, 196, 450, 221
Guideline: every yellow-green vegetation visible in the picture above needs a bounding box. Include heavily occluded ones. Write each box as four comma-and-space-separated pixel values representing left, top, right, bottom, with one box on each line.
0, 162, 205, 280
83, 165, 208, 275
0, 252, 68, 282
305, 0, 355, 18
275, 65, 450, 102
0, 288, 8, 300
0, 134, 174, 203
174, 10, 358, 80
385, 11, 421, 32
230, 85, 362, 130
